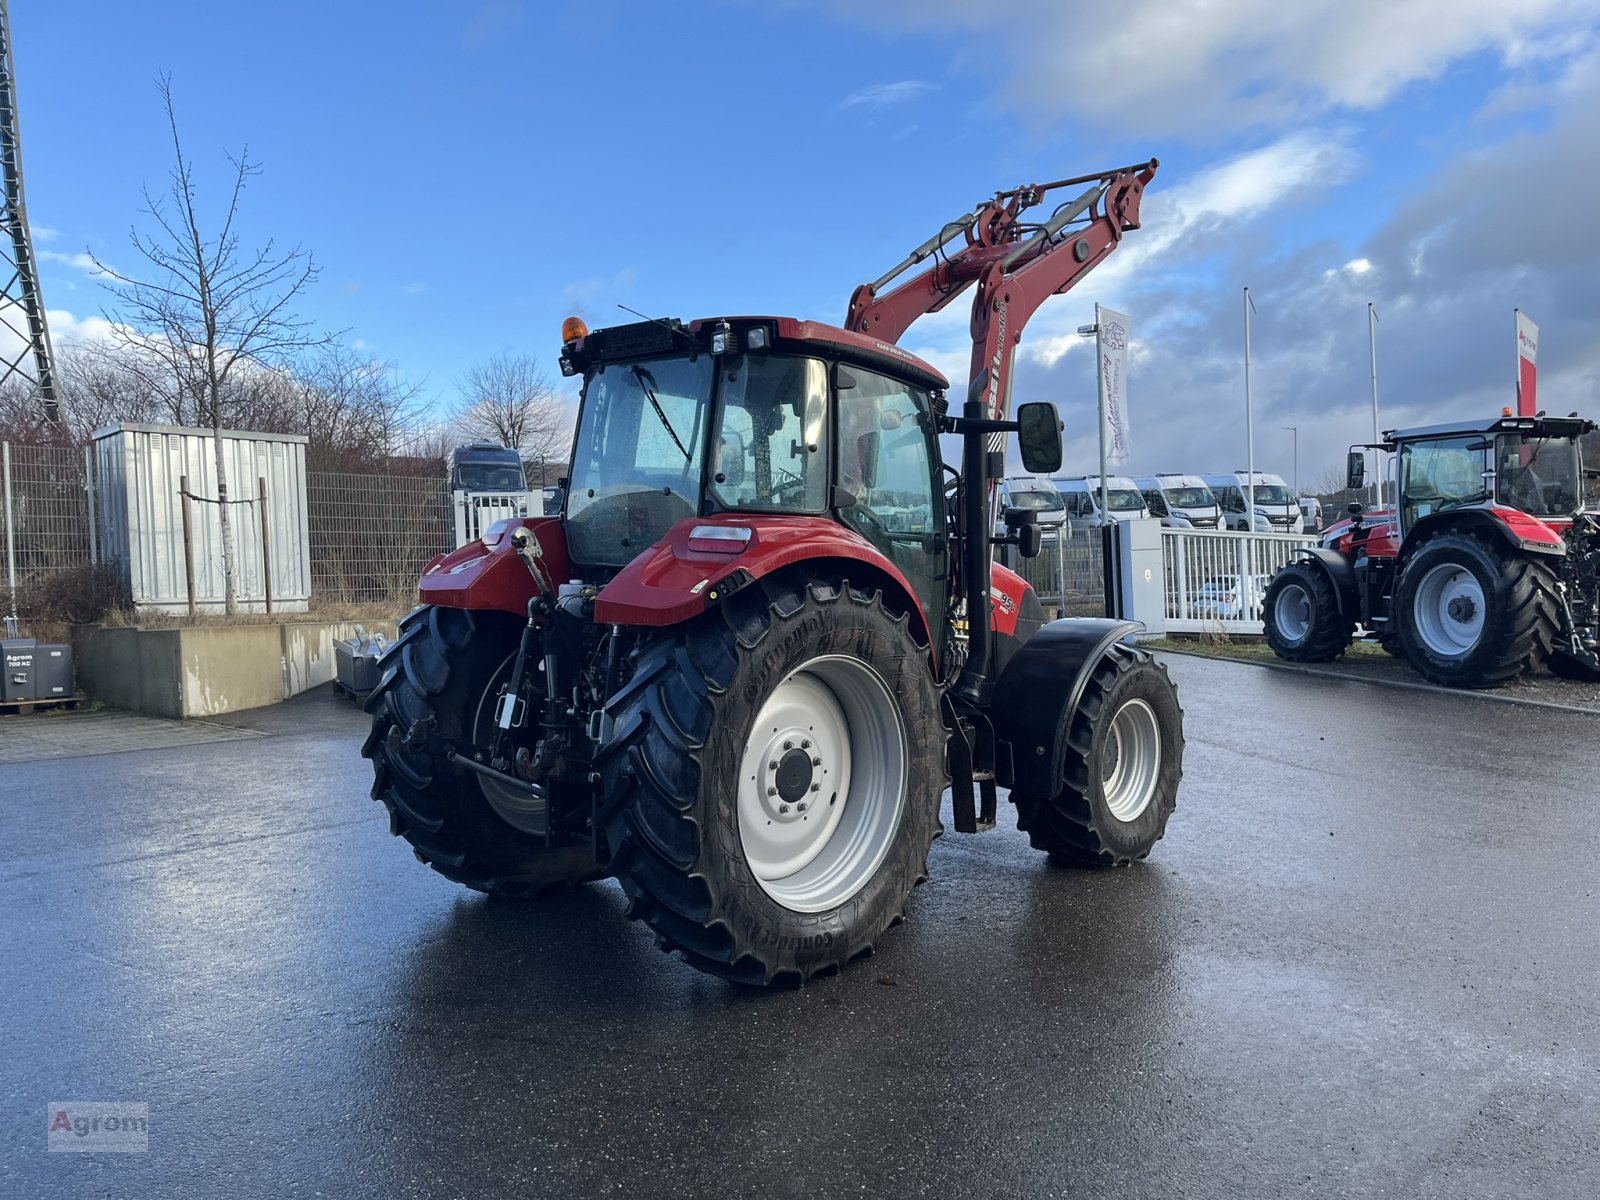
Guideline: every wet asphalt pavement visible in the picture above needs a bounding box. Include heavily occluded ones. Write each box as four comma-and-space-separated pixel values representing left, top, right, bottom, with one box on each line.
3, 655, 1598, 1199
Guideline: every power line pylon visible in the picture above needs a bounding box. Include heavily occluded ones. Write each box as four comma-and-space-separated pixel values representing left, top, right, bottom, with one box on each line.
0, 0, 58, 423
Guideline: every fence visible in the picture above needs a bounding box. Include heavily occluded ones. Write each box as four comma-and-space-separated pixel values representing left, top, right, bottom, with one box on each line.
2, 442, 95, 608
1160, 526, 1317, 633
306, 470, 453, 604
1002, 527, 1107, 615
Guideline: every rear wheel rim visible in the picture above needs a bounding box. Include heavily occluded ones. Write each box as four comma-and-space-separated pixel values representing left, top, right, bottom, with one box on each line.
737, 655, 908, 913
1412, 562, 1486, 657
1274, 582, 1312, 642
1101, 698, 1162, 823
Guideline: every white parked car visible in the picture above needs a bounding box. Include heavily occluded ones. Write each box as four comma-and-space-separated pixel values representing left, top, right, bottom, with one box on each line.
1194, 573, 1273, 619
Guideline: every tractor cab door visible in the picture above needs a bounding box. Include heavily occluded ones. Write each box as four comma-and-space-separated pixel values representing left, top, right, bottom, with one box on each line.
834, 364, 948, 644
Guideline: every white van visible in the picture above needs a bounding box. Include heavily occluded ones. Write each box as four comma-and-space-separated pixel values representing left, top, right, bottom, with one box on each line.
1202, 471, 1304, 533
1132, 474, 1223, 529
1050, 474, 1149, 527
995, 477, 1068, 538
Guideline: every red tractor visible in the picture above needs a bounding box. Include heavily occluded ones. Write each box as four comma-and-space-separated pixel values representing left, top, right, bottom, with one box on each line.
1263, 413, 1600, 688
363, 162, 1186, 985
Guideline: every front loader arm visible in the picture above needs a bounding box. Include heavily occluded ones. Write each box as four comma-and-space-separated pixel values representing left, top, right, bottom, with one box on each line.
846, 159, 1157, 425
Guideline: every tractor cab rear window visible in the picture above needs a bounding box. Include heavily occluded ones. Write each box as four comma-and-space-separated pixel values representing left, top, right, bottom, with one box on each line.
1494, 434, 1581, 517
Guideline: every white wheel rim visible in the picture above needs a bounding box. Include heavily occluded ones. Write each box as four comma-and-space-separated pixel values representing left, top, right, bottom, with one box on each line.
1412, 562, 1486, 657
1101, 698, 1162, 823
736, 655, 907, 913
1274, 583, 1312, 642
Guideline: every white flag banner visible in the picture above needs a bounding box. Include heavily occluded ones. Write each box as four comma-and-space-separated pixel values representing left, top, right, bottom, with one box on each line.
1098, 307, 1132, 465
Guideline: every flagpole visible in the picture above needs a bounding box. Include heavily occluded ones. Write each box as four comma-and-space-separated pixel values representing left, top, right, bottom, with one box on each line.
1244, 287, 1256, 530
1096, 302, 1109, 524
1369, 303, 1382, 509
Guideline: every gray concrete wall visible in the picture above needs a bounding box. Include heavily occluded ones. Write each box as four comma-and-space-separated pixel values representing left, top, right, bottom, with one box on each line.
73, 619, 400, 719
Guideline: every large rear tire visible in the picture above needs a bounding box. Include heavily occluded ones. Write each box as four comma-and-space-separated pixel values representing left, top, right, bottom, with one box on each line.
1262, 563, 1354, 662
596, 576, 942, 986
362, 605, 603, 896
1394, 531, 1559, 689
1010, 646, 1184, 867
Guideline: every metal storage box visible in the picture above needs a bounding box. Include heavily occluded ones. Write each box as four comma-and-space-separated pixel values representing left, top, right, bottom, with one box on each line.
334, 638, 383, 698
31, 644, 72, 698
3, 637, 36, 701
92, 423, 311, 613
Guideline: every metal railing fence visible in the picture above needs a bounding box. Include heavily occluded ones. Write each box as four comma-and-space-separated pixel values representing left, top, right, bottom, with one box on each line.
1001, 527, 1106, 615
1161, 527, 1317, 633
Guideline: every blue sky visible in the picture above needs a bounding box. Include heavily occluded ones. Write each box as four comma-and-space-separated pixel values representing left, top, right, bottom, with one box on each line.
16, 0, 1600, 483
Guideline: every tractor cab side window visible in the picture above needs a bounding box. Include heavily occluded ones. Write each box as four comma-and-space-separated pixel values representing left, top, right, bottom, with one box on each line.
709, 355, 828, 512
834, 365, 946, 631
1399, 435, 1490, 530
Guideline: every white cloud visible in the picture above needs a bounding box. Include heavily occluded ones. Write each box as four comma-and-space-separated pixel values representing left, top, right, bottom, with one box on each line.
46, 308, 120, 344
32, 225, 58, 243
838, 80, 935, 109
39, 249, 112, 278
825, 0, 1599, 134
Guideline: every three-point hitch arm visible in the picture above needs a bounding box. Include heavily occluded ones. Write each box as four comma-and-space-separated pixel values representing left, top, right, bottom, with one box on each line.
846, 159, 1159, 706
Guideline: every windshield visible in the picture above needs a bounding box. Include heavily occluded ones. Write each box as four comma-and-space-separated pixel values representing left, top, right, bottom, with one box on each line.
1246, 484, 1293, 506
455, 461, 526, 491
1008, 489, 1063, 512
1495, 434, 1581, 516
1164, 486, 1215, 508
1097, 487, 1145, 512
567, 354, 713, 566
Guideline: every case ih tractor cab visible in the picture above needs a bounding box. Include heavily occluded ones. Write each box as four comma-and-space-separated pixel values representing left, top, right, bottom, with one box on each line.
1263, 413, 1600, 688
364, 161, 1185, 985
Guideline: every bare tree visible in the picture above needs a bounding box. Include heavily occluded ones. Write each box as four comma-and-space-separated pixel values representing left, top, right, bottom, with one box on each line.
90, 78, 332, 614
453, 353, 568, 472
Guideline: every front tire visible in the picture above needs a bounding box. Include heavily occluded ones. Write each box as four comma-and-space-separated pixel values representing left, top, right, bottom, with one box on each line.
362, 605, 603, 895
1262, 563, 1354, 662
1395, 531, 1558, 688
1010, 646, 1184, 867
596, 576, 942, 986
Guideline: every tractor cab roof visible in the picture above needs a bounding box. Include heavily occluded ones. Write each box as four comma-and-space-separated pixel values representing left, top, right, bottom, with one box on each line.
561, 315, 949, 393
1383, 413, 1596, 446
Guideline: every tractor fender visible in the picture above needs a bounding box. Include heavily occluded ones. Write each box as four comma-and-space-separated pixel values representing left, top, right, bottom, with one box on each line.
418, 516, 570, 616
1404, 506, 1566, 558
593, 514, 933, 648
990, 617, 1141, 794
1289, 546, 1359, 616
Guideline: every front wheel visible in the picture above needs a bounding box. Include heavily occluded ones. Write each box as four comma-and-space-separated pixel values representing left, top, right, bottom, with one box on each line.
1262, 563, 1354, 662
1010, 646, 1184, 867
596, 576, 942, 986
1395, 531, 1558, 688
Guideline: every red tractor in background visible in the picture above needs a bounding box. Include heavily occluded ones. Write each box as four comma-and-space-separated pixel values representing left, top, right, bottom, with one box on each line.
1263, 412, 1600, 688
363, 161, 1186, 986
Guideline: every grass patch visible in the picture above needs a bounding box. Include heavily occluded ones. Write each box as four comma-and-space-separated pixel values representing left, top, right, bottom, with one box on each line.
1151, 636, 1390, 663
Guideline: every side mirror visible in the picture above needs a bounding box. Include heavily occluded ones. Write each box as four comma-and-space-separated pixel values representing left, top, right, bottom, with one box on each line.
1016, 523, 1043, 559
880, 409, 904, 431
1017, 402, 1063, 474
857, 431, 880, 489
1346, 450, 1366, 491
